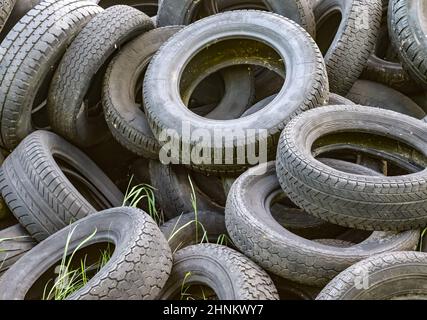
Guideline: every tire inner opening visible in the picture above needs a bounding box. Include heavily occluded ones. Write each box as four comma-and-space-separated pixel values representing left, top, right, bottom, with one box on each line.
312, 132, 427, 176
316, 9, 342, 55
25, 242, 114, 300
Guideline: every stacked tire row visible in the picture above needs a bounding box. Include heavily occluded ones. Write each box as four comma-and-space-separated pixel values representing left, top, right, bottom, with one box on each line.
0, 0, 425, 300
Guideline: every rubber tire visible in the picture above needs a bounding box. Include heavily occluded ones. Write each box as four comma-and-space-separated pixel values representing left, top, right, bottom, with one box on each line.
0, 0, 41, 43
97, 0, 158, 16
226, 161, 420, 285
48, 5, 154, 148
0, 0, 16, 34
160, 211, 226, 253
276, 105, 427, 231
328, 93, 355, 105
143, 10, 328, 175
0, 131, 124, 242
0, 207, 172, 300
158, 244, 279, 300
0, 224, 35, 276
103, 26, 254, 159
361, 23, 421, 95
388, 0, 427, 88
317, 251, 427, 300
148, 161, 224, 220
157, 0, 316, 37
314, 0, 382, 95
0, 0, 103, 150
346, 80, 426, 119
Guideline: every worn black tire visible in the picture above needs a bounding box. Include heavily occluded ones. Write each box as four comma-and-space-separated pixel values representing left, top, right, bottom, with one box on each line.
160, 211, 226, 253
389, 0, 427, 88
276, 105, 427, 231
159, 244, 279, 300
157, 0, 316, 37
149, 161, 224, 220
48, 5, 154, 148
144, 10, 328, 175
0, 131, 123, 242
347, 80, 426, 119
226, 161, 420, 285
0, 0, 103, 150
0, 0, 15, 33
0, 207, 172, 300
103, 27, 254, 159
317, 251, 427, 300
0, 224, 35, 277
314, 0, 382, 95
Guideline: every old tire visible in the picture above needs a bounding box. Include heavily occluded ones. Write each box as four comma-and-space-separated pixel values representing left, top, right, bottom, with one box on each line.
276, 105, 427, 231
0, 224, 35, 276
48, 5, 154, 148
0, 0, 103, 150
157, 0, 316, 37
158, 244, 279, 300
0, 131, 123, 242
314, 0, 382, 95
0, 207, 172, 300
226, 161, 420, 286
388, 0, 427, 88
347, 80, 426, 119
143, 10, 328, 175
317, 251, 427, 300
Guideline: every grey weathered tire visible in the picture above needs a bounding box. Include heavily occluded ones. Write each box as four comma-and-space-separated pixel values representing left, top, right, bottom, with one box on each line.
148, 161, 224, 220
0, 224, 35, 277
48, 5, 154, 148
0, 0, 15, 34
0, 207, 172, 300
314, 0, 382, 95
143, 10, 328, 175
317, 251, 427, 300
103, 26, 254, 159
347, 80, 426, 119
276, 105, 427, 231
0, 0, 103, 150
0, 131, 123, 242
388, 0, 427, 88
158, 244, 279, 300
157, 0, 316, 37
160, 211, 226, 253
226, 161, 420, 286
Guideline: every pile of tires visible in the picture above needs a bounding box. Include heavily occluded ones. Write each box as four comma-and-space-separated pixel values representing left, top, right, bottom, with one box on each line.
0, 0, 426, 300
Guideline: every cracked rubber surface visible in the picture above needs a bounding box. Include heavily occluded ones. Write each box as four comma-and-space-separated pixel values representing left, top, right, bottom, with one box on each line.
317, 251, 427, 300
0, 0, 103, 150
0, 131, 123, 242
48, 5, 154, 148
159, 244, 279, 300
226, 161, 420, 286
0, 207, 173, 300
276, 105, 427, 231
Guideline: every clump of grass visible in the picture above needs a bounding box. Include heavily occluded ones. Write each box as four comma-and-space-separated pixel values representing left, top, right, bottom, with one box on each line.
419, 228, 427, 251
42, 227, 112, 300
123, 175, 163, 225
180, 271, 208, 301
